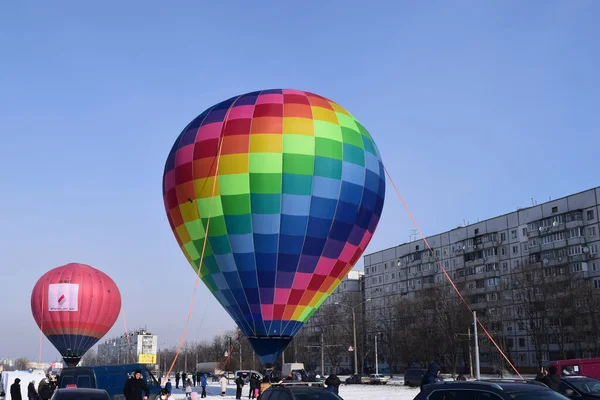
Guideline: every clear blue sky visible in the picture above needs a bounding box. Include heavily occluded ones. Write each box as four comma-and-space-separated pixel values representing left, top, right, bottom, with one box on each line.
1, 0, 598, 361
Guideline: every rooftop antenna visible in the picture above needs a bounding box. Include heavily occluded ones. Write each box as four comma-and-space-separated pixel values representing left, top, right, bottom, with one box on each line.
409, 229, 418, 242
463, 219, 467, 226
531, 198, 535, 206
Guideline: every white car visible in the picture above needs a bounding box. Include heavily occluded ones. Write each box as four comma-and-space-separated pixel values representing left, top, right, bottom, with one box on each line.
368, 374, 389, 384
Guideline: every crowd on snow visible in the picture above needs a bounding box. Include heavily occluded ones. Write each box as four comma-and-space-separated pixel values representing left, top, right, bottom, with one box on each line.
9, 374, 58, 400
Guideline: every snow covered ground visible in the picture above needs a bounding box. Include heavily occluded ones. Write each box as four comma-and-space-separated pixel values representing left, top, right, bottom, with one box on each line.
168, 381, 419, 400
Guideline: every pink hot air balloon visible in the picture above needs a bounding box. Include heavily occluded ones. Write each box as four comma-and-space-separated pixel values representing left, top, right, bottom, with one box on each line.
31, 263, 121, 366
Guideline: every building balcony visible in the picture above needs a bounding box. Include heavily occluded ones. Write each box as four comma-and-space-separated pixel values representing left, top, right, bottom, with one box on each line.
529, 244, 541, 253
567, 237, 586, 246
527, 229, 539, 238
485, 270, 501, 278
483, 255, 499, 264
566, 220, 585, 229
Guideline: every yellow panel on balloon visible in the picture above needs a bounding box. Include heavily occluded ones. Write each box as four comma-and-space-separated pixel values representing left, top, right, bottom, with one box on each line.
179, 201, 199, 223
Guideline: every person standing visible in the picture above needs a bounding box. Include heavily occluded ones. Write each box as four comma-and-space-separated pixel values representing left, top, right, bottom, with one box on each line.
248, 374, 258, 399
165, 379, 172, 395
123, 369, 149, 400
421, 362, 444, 390
219, 374, 228, 398
175, 372, 181, 389
200, 374, 207, 398
27, 381, 38, 400
11, 379, 22, 400
234, 375, 244, 400
324, 374, 341, 395
184, 379, 193, 400
182, 372, 187, 388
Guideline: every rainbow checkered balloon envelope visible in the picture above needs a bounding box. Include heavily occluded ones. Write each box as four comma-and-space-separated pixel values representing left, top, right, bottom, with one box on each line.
162, 89, 385, 366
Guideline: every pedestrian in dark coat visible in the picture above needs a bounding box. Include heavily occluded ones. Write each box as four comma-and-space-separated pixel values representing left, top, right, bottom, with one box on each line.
175, 372, 181, 389
324, 374, 341, 394
123, 369, 149, 400
235, 376, 244, 399
248, 374, 258, 399
538, 365, 561, 391
27, 381, 37, 400
11, 379, 22, 400
165, 380, 172, 395
420, 362, 444, 390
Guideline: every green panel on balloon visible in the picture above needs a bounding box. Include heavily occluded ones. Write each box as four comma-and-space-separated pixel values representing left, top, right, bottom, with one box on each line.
197, 197, 224, 218
219, 174, 250, 196
221, 194, 251, 215
249, 153, 282, 174
282, 154, 314, 175
313, 120, 342, 143
283, 135, 315, 156
208, 235, 232, 255
249, 173, 281, 194
341, 127, 364, 149
314, 137, 343, 160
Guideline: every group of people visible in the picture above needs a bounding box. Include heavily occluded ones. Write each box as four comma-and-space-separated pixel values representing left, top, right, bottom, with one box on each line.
9, 374, 58, 400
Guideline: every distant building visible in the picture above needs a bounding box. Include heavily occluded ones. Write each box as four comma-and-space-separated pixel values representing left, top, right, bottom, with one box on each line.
97, 329, 158, 366
363, 186, 600, 371
301, 270, 365, 374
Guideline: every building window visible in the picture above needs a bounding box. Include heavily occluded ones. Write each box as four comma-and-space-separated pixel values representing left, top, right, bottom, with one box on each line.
501, 232, 506, 241
589, 227, 597, 237
594, 279, 600, 289
416, 245, 420, 251
511, 230, 517, 239
552, 206, 559, 213
519, 338, 526, 347
588, 210, 596, 220
503, 262, 508, 271
512, 245, 518, 255
475, 228, 479, 235
593, 245, 599, 254
522, 228, 527, 236
501, 247, 506, 256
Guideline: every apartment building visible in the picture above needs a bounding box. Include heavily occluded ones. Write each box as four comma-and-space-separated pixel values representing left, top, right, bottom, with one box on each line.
97, 329, 158, 366
363, 186, 600, 370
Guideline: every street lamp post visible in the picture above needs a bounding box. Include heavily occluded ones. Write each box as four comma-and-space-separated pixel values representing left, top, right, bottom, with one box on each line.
335, 298, 371, 375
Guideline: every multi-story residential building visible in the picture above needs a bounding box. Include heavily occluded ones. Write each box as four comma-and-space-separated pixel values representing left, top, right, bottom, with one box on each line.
363, 186, 600, 371
97, 329, 158, 366
299, 271, 365, 374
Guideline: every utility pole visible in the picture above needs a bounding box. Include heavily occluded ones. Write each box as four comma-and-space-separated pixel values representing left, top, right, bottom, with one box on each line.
184, 345, 188, 373
239, 338, 242, 370
375, 334, 379, 375
321, 333, 325, 375
474, 312, 480, 380
468, 328, 473, 378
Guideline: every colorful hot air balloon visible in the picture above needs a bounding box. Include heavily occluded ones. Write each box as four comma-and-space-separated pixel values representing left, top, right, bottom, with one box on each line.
31, 263, 121, 366
162, 89, 385, 366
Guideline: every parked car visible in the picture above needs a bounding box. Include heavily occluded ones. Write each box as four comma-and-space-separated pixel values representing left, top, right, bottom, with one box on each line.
368, 374, 388, 385
235, 370, 264, 384
414, 380, 569, 400
259, 383, 339, 400
58, 363, 162, 400
344, 374, 367, 384
50, 388, 110, 400
404, 368, 427, 387
558, 376, 600, 399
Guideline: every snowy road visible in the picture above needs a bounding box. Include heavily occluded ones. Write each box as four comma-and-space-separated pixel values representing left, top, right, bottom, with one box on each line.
169, 382, 419, 400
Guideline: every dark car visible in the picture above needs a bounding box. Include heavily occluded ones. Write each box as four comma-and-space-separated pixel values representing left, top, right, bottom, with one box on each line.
344, 374, 366, 384
58, 363, 161, 400
405, 368, 427, 387
259, 383, 341, 400
413, 380, 569, 400
558, 376, 600, 399
51, 388, 110, 400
